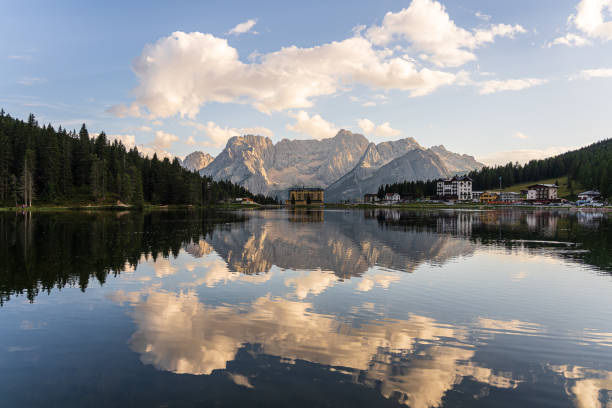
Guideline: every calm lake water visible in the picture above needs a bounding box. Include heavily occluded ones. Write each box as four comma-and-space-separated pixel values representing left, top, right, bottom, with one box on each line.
1, 208, 611, 407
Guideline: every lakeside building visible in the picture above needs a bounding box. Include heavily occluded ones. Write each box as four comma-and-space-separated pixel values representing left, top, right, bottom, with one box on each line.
472, 191, 483, 202
577, 190, 602, 203
363, 194, 379, 203
499, 192, 522, 203
384, 193, 401, 203
436, 176, 473, 201
479, 192, 499, 203
287, 187, 324, 205
234, 197, 255, 204
527, 184, 558, 201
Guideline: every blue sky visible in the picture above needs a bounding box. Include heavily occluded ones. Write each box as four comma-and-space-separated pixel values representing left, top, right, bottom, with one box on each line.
1, 0, 611, 164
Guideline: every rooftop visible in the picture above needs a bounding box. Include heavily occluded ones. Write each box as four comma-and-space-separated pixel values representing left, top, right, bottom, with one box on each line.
528, 184, 558, 189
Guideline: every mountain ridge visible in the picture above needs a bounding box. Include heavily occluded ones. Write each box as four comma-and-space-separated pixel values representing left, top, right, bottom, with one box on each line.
199, 130, 484, 201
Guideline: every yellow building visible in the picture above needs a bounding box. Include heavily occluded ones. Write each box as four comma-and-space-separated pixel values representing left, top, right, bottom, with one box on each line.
480, 192, 499, 203
286, 188, 324, 205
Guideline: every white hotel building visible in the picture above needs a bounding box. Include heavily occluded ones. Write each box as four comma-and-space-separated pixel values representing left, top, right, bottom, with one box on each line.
436, 176, 473, 201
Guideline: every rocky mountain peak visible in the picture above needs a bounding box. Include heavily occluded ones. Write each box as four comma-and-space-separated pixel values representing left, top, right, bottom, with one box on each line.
198, 131, 483, 201
181, 151, 214, 172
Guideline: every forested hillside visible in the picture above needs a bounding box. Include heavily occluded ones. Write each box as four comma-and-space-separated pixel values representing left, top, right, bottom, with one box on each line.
377, 180, 437, 199
468, 138, 611, 197
376, 139, 610, 200
0, 111, 276, 206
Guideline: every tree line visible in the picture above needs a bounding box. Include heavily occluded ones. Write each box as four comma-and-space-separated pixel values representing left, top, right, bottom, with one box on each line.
376, 138, 611, 199
0, 111, 277, 206
377, 180, 437, 199
467, 138, 611, 197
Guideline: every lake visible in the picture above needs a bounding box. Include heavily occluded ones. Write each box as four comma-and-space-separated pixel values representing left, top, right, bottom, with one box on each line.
1, 208, 611, 407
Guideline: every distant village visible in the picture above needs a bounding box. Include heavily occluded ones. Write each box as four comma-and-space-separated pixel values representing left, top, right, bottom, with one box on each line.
363, 176, 605, 207
228, 177, 605, 208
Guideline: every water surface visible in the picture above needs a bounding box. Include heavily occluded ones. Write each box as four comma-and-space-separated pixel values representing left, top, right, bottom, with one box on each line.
1, 209, 611, 407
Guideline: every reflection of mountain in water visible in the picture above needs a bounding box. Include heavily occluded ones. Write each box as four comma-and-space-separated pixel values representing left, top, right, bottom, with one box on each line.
205, 210, 476, 278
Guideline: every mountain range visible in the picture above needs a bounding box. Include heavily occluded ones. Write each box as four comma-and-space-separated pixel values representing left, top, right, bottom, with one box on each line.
184, 130, 483, 202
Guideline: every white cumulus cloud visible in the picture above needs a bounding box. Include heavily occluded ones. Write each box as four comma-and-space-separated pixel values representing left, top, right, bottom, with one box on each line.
513, 131, 529, 140
365, 0, 525, 67
153, 130, 179, 150
572, 0, 612, 41
285, 111, 338, 139
109, 1, 526, 118
181, 120, 274, 147
357, 118, 401, 137
479, 146, 575, 165
553, 0, 612, 46
107, 134, 174, 160
478, 78, 548, 95
110, 31, 456, 117
577, 67, 612, 79
228, 19, 257, 35
548, 32, 590, 47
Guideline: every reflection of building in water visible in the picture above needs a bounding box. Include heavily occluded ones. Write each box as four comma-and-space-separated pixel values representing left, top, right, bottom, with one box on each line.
286, 188, 324, 205
525, 212, 559, 236
577, 211, 604, 228
436, 212, 474, 237
288, 209, 324, 223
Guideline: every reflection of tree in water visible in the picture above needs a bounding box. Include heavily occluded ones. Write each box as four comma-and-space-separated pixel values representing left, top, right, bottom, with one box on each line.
368, 209, 612, 272
2, 208, 610, 305
0, 210, 246, 305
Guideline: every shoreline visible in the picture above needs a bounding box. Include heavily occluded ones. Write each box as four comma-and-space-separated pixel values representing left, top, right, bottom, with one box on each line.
2, 203, 610, 212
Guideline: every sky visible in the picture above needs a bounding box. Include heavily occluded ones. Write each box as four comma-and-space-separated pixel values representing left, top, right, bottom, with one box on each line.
1, 0, 611, 165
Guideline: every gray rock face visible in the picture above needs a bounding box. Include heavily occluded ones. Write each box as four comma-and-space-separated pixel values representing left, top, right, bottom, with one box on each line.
428, 145, 483, 174
198, 130, 483, 201
181, 151, 214, 172
201, 130, 370, 196
325, 148, 451, 202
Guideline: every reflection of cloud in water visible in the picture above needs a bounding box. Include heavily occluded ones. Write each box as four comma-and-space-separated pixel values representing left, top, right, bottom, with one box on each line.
123, 290, 520, 406
107, 290, 142, 306
476, 318, 544, 336
181, 258, 272, 288
228, 373, 254, 389
284, 270, 338, 299
579, 329, 612, 348
356, 272, 401, 292
549, 365, 612, 408
144, 256, 178, 278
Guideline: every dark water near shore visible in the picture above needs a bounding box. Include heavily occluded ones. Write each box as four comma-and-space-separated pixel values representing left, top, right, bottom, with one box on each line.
1, 208, 611, 407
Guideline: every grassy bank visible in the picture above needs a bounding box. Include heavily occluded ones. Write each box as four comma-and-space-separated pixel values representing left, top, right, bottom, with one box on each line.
497, 176, 583, 199
0, 202, 280, 212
